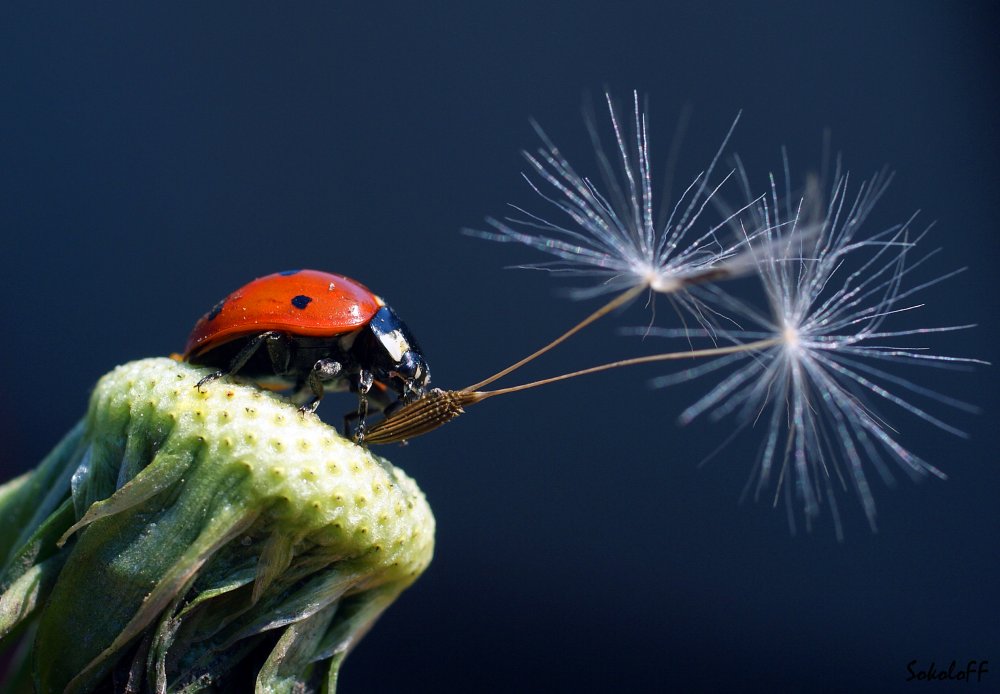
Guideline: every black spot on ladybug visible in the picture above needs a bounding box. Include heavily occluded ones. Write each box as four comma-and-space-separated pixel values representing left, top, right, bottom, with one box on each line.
291, 295, 313, 310
279, 269, 302, 276
207, 299, 226, 321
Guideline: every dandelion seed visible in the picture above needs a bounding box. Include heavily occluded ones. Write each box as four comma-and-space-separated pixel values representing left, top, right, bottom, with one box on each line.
640, 163, 984, 538
370, 93, 782, 440
469, 92, 769, 307
370, 105, 982, 545
446, 93, 781, 396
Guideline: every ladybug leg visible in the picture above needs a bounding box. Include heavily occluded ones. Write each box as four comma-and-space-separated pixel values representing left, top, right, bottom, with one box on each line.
344, 410, 362, 440
264, 332, 292, 374
347, 383, 398, 441
195, 331, 285, 391
347, 370, 375, 439
298, 359, 343, 414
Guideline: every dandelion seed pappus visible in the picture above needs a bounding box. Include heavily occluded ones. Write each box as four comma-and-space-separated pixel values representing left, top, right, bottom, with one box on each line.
467, 91, 769, 305
637, 160, 984, 537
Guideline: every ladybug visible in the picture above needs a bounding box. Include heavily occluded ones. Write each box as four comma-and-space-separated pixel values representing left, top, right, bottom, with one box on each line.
184, 269, 430, 436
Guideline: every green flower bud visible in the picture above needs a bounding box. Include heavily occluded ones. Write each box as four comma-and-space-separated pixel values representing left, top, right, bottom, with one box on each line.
0, 358, 434, 693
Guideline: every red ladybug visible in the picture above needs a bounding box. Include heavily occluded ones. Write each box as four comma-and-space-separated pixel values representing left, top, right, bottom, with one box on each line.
184, 269, 430, 435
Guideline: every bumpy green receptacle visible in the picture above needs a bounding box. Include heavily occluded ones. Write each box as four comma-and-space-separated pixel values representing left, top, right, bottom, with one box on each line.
0, 358, 434, 693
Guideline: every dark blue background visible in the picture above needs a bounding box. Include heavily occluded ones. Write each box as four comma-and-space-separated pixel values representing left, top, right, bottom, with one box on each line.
1, 3, 997, 692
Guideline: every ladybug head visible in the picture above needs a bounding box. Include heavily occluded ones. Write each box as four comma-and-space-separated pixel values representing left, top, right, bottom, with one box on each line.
358, 306, 431, 400
391, 348, 430, 395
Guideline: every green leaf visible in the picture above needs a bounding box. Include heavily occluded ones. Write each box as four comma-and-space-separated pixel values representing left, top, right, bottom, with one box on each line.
256, 602, 340, 693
